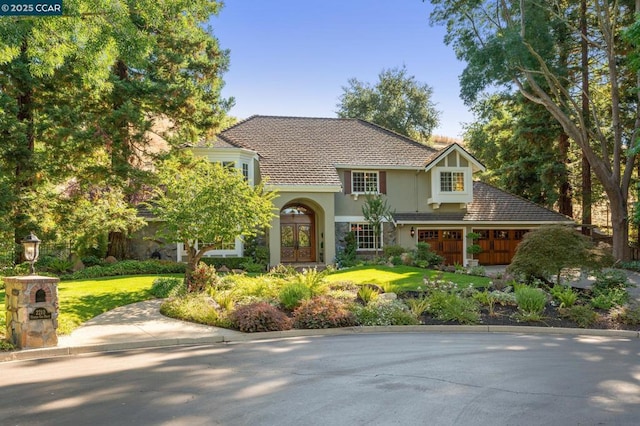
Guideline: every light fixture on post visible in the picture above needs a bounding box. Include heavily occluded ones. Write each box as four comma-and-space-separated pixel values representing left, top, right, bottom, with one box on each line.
22, 232, 41, 275
410, 227, 415, 238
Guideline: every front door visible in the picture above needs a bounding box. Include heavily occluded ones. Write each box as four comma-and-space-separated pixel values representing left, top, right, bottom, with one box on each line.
280, 205, 315, 263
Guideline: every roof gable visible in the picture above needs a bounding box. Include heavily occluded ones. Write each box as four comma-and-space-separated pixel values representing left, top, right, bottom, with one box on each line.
423, 143, 485, 173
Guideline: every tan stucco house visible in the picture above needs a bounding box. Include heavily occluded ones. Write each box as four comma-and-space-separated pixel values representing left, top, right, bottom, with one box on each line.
183, 115, 574, 266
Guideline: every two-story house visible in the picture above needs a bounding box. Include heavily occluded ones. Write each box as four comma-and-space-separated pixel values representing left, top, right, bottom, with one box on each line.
184, 115, 574, 266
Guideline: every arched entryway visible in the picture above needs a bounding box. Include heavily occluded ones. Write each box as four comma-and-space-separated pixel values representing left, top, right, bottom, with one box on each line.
280, 204, 316, 263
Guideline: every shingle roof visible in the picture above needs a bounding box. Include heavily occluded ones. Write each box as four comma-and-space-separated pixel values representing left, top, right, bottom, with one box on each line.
215, 115, 440, 186
394, 182, 574, 224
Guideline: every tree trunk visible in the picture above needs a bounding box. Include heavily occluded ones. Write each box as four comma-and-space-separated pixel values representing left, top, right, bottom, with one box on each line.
13, 41, 36, 263
609, 190, 630, 261
557, 132, 572, 217
580, 0, 592, 236
107, 231, 129, 259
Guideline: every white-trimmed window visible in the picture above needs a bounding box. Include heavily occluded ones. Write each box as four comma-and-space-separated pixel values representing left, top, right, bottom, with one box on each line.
242, 163, 249, 181
350, 223, 378, 250
352, 171, 379, 193
440, 171, 465, 192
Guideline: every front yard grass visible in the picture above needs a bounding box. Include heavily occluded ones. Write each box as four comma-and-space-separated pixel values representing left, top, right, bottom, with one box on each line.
325, 265, 491, 292
0, 274, 181, 335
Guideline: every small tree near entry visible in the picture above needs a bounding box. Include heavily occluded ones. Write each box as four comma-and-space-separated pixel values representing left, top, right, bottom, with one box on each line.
362, 194, 395, 257
507, 225, 610, 286
151, 154, 276, 289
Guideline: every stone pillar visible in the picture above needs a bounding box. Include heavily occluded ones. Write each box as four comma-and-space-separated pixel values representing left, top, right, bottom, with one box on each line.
4, 275, 59, 349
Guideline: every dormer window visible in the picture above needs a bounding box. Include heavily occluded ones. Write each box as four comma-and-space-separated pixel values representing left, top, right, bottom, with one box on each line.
352, 171, 379, 194
440, 171, 465, 192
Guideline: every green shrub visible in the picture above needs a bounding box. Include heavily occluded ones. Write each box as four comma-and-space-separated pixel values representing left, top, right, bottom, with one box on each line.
515, 286, 547, 315
590, 287, 628, 310
293, 296, 356, 329
413, 242, 443, 268
189, 262, 221, 292
562, 305, 598, 328
279, 281, 312, 310
472, 289, 506, 316
45, 258, 73, 274
160, 293, 229, 327
467, 265, 486, 277
507, 225, 597, 285
230, 302, 292, 332
0, 339, 16, 352
213, 291, 236, 312
357, 285, 379, 304
550, 286, 578, 308
609, 304, 640, 325
351, 299, 419, 326
618, 261, 640, 272
592, 270, 629, 292
60, 260, 186, 280
336, 231, 357, 267
391, 255, 403, 266
431, 293, 480, 324
151, 277, 186, 298
383, 245, 406, 257
224, 274, 282, 302
405, 296, 430, 317
293, 268, 328, 297
241, 259, 266, 273
81, 255, 104, 267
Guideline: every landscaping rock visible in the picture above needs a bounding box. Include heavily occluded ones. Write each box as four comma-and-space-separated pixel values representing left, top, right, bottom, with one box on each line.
72, 259, 85, 272
104, 256, 118, 264
378, 292, 397, 301
218, 265, 230, 273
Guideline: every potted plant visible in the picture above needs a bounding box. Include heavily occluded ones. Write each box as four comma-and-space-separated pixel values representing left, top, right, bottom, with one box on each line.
466, 232, 483, 267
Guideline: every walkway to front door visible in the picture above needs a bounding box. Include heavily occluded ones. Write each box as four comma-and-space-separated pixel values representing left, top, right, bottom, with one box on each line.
280, 204, 315, 263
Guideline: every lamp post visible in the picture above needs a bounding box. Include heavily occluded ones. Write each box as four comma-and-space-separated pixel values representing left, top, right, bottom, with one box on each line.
21, 232, 41, 275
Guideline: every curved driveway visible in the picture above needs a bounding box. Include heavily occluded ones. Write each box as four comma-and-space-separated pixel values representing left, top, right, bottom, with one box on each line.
2, 333, 639, 425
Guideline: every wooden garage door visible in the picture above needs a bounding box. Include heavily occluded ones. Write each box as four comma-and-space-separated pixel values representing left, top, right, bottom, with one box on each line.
418, 229, 463, 265
476, 229, 529, 265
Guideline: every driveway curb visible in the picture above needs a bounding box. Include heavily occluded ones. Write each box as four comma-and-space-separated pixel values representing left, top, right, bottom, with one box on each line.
2, 325, 637, 363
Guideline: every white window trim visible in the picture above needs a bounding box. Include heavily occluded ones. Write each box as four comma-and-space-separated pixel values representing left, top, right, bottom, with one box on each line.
349, 222, 383, 251
351, 170, 380, 194
176, 238, 243, 261
440, 170, 466, 193
429, 166, 473, 207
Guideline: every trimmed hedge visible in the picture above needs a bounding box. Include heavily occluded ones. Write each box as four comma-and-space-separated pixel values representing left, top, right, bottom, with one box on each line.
60, 260, 186, 280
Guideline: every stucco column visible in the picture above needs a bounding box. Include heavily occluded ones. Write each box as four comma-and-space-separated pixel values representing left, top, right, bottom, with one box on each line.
270, 215, 281, 266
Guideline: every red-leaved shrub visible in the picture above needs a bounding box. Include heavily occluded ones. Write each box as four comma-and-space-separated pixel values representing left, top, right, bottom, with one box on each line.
230, 302, 292, 332
293, 296, 356, 329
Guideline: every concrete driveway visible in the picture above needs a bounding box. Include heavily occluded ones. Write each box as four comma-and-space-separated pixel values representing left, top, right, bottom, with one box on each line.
2, 333, 639, 425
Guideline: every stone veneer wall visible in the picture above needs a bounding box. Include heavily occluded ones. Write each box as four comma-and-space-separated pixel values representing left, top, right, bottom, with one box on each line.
4, 275, 59, 348
128, 222, 178, 261
334, 222, 397, 261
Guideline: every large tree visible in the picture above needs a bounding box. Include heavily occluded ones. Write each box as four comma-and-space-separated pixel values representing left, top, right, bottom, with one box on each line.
0, 0, 232, 258
336, 66, 441, 142
431, 0, 640, 260
151, 154, 275, 288
465, 92, 571, 211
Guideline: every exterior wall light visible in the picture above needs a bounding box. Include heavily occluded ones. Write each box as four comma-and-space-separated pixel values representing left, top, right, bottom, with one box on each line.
410, 227, 415, 238
22, 232, 41, 275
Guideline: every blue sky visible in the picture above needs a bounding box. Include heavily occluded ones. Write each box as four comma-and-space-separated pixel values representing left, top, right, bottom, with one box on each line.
209, 1, 472, 138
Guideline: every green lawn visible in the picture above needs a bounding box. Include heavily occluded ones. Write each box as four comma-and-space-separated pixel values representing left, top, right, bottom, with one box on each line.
1, 275, 181, 335
326, 265, 491, 292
